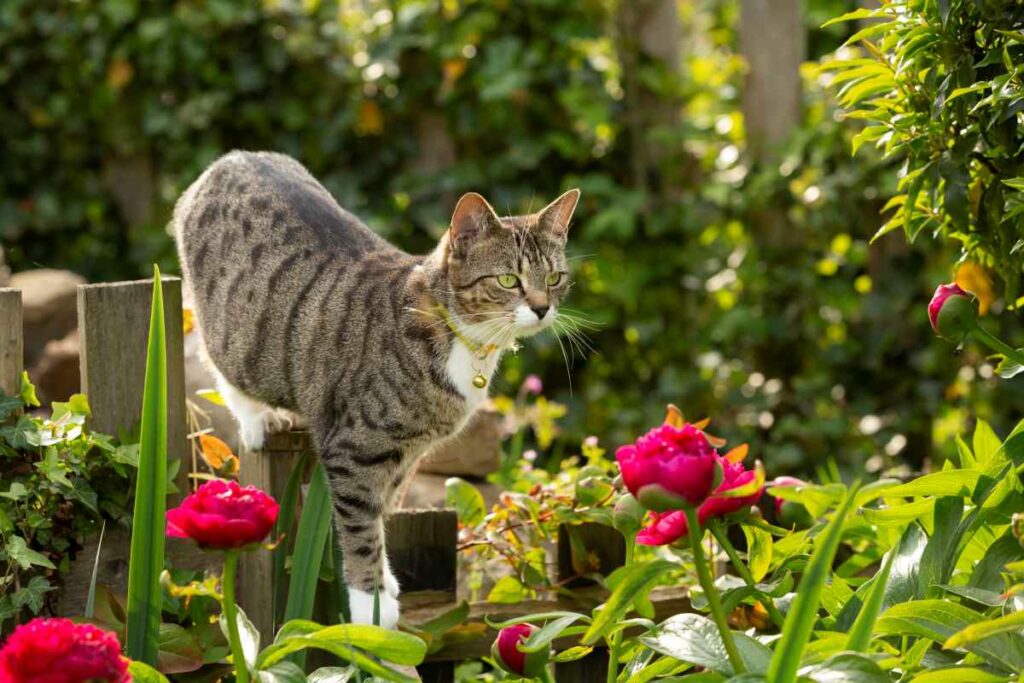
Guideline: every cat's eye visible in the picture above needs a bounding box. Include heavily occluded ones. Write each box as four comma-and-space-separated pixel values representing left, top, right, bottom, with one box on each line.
497, 274, 520, 289
545, 272, 563, 287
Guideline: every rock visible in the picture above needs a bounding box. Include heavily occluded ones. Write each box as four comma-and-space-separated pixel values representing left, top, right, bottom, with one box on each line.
29, 329, 80, 403
8, 269, 85, 368
401, 471, 500, 510
418, 406, 502, 478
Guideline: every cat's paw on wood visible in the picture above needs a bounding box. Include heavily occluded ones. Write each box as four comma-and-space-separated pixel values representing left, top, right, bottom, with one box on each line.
347, 587, 400, 629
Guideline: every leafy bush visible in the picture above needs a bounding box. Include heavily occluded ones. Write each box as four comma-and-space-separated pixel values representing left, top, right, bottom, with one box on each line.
0, 376, 138, 624
824, 1, 1024, 302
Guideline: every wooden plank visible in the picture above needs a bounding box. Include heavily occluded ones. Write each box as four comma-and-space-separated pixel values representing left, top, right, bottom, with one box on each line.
400, 585, 691, 662
0, 289, 22, 398
238, 431, 308, 642
388, 509, 458, 683
62, 277, 214, 616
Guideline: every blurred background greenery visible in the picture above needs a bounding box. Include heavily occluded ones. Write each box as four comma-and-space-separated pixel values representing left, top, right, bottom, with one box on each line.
2, 0, 1021, 477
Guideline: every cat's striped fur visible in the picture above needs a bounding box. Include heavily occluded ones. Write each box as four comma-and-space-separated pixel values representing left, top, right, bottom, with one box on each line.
174, 151, 578, 626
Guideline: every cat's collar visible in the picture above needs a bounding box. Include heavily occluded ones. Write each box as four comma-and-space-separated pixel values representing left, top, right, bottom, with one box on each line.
434, 304, 517, 388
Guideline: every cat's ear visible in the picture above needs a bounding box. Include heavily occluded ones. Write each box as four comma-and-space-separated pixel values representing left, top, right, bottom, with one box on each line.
536, 189, 580, 237
449, 192, 501, 250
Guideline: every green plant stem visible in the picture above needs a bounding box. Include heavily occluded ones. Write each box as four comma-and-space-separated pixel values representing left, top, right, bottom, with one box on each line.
971, 322, 1024, 367
708, 522, 785, 629
684, 507, 745, 674
539, 668, 556, 683
222, 551, 249, 683
606, 534, 636, 683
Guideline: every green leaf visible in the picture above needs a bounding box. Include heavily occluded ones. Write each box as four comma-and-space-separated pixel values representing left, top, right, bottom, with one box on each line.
581, 560, 676, 645
257, 661, 307, 683
798, 652, 889, 682
766, 482, 860, 683
876, 600, 1024, 672
519, 613, 585, 653
272, 450, 310, 632
283, 462, 333, 668
918, 497, 964, 597
639, 613, 772, 676
196, 389, 226, 406
220, 605, 260, 673
0, 391, 23, 420
126, 661, 171, 683
258, 623, 425, 680
845, 548, 895, 652
973, 420, 1003, 466
488, 575, 530, 604
11, 575, 54, 613
125, 267, 169, 666
551, 646, 593, 663
444, 477, 485, 526
909, 666, 1009, 682
883, 470, 981, 498
307, 666, 356, 682
19, 371, 39, 407
821, 7, 886, 28
7, 534, 55, 570
945, 609, 1024, 650
741, 523, 772, 582
969, 532, 1024, 592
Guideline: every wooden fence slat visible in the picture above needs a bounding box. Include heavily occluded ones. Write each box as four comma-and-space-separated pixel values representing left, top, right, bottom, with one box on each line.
0, 289, 23, 397
390, 508, 458, 683
61, 277, 216, 616
238, 431, 308, 642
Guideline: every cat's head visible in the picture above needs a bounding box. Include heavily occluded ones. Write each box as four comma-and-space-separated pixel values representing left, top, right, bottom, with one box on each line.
443, 190, 579, 341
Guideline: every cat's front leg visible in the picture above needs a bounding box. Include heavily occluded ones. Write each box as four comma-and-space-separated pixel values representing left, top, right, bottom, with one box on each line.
321, 449, 401, 629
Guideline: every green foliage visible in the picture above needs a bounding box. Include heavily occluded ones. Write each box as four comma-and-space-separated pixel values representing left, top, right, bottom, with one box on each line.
126, 266, 169, 665
824, 1, 1024, 302
0, 378, 136, 625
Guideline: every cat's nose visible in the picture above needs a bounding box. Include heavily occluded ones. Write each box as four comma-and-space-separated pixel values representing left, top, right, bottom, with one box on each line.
530, 305, 549, 320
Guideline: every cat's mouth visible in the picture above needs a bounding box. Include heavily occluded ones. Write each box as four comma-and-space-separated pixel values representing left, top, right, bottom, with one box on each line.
513, 305, 555, 338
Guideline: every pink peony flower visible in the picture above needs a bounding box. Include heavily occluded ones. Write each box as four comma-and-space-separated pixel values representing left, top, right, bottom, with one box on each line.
769, 476, 807, 517
167, 479, 279, 550
0, 618, 129, 683
636, 455, 764, 546
491, 623, 549, 677
615, 424, 719, 511
928, 283, 975, 342
522, 375, 543, 395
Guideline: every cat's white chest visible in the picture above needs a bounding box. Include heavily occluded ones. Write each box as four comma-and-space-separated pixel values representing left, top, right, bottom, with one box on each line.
445, 341, 501, 414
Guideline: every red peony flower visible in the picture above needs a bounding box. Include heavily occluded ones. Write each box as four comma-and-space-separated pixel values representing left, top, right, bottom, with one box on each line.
928, 283, 975, 342
616, 424, 720, 512
636, 455, 764, 546
167, 479, 279, 550
491, 623, 549, 677
0, 617, 129, 683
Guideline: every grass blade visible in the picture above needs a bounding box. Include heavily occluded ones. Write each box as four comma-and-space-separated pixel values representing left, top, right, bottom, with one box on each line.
845, 546, 895, 652
272, 450, 311, 631
284, 461, 333, 667
84, 519, 106, 619
125, 267, 169, 665
766, 481, 860, 683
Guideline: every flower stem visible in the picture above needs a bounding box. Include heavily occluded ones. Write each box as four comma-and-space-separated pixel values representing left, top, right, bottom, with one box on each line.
708, 522, 785, 629
539, 667, 556, 683
606, 535, 636, 683
222, 551, 249, 683
684, 507, 745, 674
970, 322, 1024, 367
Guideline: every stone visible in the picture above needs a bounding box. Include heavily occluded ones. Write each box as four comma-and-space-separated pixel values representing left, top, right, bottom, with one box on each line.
29, 329, 80, 403
8, 269, 85, 368
418, 405, 502, 478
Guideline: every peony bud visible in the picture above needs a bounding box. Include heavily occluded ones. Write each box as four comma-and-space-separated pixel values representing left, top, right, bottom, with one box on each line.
615, 424, 720, 512
166, 479, 280, 550
0, 618, 130, 683
928, 283, 975, 343
613, 493, 646, 536
491, 624, 550, 678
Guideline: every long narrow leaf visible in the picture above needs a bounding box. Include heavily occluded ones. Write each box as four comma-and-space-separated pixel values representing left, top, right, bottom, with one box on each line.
283, 461, 333, 667
125, 267, 169, 665
766, 482, 860, 683
84, 519, 106, 619
273, 450, 310, 630
845, 547, 895, 652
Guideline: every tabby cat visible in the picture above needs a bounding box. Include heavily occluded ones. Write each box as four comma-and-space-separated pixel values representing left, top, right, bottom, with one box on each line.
174, 151, 579, 627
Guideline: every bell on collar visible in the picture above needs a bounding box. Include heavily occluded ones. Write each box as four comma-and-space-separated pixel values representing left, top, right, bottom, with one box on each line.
472, 373, 488, 389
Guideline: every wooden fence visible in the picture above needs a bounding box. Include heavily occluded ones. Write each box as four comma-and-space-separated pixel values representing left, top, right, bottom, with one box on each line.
2, 279, 690, 682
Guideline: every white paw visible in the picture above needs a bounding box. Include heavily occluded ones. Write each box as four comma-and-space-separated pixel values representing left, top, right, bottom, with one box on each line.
382, 564, 401, 600
347, 587, 400, 629
237, 413, 266, 452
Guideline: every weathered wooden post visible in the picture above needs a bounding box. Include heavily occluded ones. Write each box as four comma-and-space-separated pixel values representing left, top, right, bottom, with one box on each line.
556, 523, 626, 682
0, 289, 23, 398
390, 509, 458, 683
238, 430, 310, 641
61, 278, 215, 614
